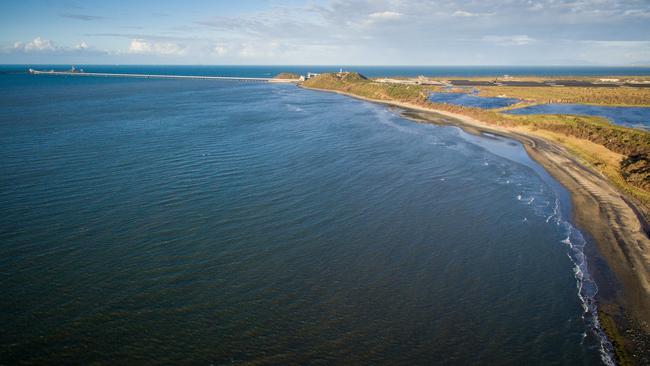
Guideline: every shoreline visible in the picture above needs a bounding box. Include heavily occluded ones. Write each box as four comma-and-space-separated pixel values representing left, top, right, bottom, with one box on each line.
300, 84, 650, 363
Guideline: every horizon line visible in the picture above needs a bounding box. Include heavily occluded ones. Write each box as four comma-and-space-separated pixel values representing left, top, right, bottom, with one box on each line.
2, 63, 650, 68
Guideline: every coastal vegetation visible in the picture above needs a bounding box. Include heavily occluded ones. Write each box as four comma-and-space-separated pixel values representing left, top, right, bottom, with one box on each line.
373, 75, 650, 106
304, 72, 428, 104
599, 308, 633, 366
427, 75, 650, 83
474, 86, 650, 106
302, 72, 650, 214
273, 72, 301, 80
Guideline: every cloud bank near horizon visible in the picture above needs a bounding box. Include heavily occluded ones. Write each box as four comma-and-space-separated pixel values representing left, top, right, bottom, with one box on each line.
1, 0, 649, 65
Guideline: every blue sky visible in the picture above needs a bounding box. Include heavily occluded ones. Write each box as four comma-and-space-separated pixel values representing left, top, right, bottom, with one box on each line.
2, 0, 649, 65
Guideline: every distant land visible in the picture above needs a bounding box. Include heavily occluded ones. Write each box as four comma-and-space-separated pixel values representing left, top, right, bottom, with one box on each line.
5, 64, 650, 77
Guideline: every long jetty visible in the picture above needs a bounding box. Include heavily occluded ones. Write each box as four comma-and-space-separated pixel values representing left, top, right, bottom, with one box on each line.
29, 69, 300, 83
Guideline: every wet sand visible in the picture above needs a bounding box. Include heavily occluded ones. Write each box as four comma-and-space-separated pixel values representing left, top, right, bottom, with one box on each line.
301, 85, 650, 363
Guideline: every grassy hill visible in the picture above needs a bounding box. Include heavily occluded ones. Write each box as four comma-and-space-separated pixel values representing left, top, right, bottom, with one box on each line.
273, 72, 301, 80
476, 86, 650, 106
303, 72, 427, 104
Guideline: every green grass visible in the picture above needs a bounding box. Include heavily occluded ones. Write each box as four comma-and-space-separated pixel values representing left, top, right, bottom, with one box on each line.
303, 72, 428, 104
273, 72, 301, 79
476, 86, 650, 107
598, 309, 633, 366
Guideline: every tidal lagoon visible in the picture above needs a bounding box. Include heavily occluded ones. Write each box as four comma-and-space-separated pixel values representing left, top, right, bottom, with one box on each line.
428, 91, 520, 109
506, 104, 650, 130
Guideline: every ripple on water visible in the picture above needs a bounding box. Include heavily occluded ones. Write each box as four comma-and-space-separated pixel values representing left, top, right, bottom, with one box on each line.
0, 74, 609, 365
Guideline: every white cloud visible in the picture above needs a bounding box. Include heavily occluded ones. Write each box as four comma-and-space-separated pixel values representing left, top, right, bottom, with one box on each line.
482, 35, 536, 46
14, 37, 56, 52
8, 37, 104, 56
623, 9, 650, 18
60, 13, 104, 21
238, 43, 257, 58
212, 45, 228, 56
237, 40, 284, 58
360, 10, 403, 26
452, 10, 493, 17
367, 11, 402, 20
127, 39, 186, 55
453, 10, 476, 17
74, 41, 89, 50
584, 40, 650, 47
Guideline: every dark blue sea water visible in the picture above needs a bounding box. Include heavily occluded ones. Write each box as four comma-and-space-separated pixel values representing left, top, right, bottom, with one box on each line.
0, 66, 613, 364
505, 104, 650, 130
429, 92, 520, 109
4, 64, 650, 77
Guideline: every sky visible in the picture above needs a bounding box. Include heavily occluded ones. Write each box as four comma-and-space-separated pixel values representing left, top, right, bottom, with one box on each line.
1, 0, 649, 65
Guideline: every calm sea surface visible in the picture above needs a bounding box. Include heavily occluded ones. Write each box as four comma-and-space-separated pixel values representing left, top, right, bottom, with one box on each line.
1, 66, 613, 364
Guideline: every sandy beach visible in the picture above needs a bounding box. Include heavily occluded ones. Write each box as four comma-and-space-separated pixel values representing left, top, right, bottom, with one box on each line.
301, 84, 650, 362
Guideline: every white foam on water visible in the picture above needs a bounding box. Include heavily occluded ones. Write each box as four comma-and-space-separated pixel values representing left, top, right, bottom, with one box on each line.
513, 173, 614, 365
546, 197, 560, 223
397, 104, 615, 364
557, 221, 615, 366
286, 104, 304, 112
453, 119, 615, 365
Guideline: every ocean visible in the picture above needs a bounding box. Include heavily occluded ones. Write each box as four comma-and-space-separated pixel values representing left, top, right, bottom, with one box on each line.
0, 66, 614, 364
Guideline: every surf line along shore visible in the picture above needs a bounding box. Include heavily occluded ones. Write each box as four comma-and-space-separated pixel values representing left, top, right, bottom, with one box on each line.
299, 84, 650, 363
